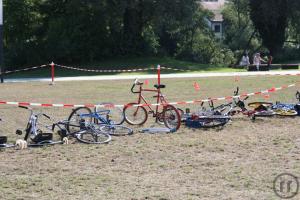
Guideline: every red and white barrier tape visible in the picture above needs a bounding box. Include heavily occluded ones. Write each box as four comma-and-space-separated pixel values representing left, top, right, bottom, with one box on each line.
1, 65, 49, 74
56, 64, 189, 73
0, 84, 296, 108
2, 62, 300, 75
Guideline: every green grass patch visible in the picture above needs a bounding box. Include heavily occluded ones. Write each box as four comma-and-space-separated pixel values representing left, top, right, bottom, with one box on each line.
4, 57, 243, 79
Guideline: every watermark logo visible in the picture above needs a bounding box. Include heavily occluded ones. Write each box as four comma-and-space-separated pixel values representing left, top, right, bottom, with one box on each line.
273, 173, 299, 199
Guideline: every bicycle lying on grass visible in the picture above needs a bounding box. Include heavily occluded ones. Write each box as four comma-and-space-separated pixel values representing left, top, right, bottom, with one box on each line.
1, 105, 112, 149
212, 87, 276, 120
68, 105, 133, 136
14, 106, 69, 149
183, 87, 276, 128
184, 102, 231, 128
248, 91, 300, 117
123, 79, 181, 130
52, 119, 112, 144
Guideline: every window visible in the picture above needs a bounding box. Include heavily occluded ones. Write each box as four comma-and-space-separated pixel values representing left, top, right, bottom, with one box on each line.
214, 25, 221, 33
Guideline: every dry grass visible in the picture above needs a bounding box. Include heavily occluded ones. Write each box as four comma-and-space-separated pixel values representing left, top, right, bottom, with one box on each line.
0, 76, 300, 200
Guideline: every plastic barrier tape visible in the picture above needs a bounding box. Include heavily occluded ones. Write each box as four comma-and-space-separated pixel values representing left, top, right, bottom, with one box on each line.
0, 84, 296, 108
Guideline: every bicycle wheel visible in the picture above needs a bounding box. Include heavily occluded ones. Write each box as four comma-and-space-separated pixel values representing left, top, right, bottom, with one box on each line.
67, 107, 92, 133
273, 109, 298, 116
123, 103, 148, 125
0, 136, 7, 144
248, 102, 273, 109
76, 129, 111, 144
198, 116, 230, 128
99, 124, 133, 136
254, 110, 276, 117
95, 103, 125, 125
163, 105, 181, 130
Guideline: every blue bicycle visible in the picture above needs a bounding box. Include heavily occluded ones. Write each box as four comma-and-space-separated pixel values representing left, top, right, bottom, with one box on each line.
270, 92, 300, 116
67, 104, 133, 136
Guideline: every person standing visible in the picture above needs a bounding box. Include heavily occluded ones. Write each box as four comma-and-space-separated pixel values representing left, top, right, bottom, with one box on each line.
240, 53, 250, 67
253, 53, 266, 71
267, 55, 273, 70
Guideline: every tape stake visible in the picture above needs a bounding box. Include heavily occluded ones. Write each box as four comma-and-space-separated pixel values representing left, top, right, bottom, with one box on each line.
234, 76, 240, 82
144, 79, 149, 86
193, 82, 200, 91
157, 65, 161, 85
263, 94, 270, 99
50, 62, 55, 85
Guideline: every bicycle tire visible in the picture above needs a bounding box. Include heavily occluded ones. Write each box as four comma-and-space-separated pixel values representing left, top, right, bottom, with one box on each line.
0, 136, 7, 144
198, 116, 230, 128
163, 105, 181, 130
248, 102, 273, 109
123, 103, 148, 125
273, 109, 298, 116
0, 144, 15, 149
99, 124, 133, 136
67, 107, 92, 133
254, 110, 276, 117
76, 129, 111, 144
95, 102, 125, 125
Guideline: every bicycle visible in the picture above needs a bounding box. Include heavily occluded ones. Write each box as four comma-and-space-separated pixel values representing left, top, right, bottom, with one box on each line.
123, 79, 181, 130
184, 102, 231, 128
15, 106, 68, 148
68, 105, 133, 136
212, 87, 275, 120
52, 119, 112, 144
263, 91, 300, 117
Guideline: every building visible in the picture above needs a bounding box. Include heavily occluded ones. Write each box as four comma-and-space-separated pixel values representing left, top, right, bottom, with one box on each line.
199, 0, 226, 39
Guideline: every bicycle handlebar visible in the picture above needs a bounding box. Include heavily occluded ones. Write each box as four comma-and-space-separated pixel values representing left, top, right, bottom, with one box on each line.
296, 91, 300, 101
19, 105, 30, 110
43, 114, 51, 119
200, 102, 204, 107
209, 100, 214, 109
234, 87, 239, 96
131, 78, 142, 94
134, 78, 139, 85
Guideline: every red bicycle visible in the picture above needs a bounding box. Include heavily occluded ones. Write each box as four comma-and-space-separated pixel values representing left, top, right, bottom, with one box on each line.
123, 79, 181, 130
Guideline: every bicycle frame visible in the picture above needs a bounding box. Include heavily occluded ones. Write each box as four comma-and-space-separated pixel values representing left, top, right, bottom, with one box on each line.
80, 109, 111, 125
19, 106, 52, 141
131, 81, 168, 120
24, 111, 38, 141
209, 87, 253, 117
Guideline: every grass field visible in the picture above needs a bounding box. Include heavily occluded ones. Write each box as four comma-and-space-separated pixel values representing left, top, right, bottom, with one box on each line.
4, 57, 242, 79
0, 76, 300, 200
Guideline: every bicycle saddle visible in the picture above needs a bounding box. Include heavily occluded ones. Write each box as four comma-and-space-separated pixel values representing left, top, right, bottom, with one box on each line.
154, 84, 166, 89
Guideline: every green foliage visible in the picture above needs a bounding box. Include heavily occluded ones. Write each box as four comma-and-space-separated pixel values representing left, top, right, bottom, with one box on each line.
5, 0, 225, 67
249, 0, 288, 55
222, 0, 260, 52
287, 0, 300, 44
6, 0, 299, 68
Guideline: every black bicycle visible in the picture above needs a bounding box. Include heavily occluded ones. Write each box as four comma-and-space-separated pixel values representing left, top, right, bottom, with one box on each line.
14, 106, 68, 148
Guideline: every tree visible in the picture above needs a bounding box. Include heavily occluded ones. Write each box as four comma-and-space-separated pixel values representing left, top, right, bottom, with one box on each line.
249, 0, 288, 55
223, 0, 260, 51
287, 0, 300, 44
